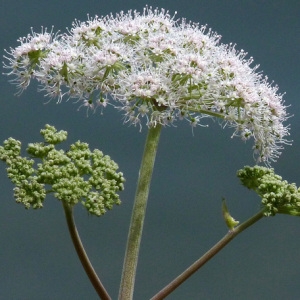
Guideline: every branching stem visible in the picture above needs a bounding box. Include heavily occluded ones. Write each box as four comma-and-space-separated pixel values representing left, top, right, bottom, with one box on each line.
151, 209, 266, 299
62, 202, 111, 300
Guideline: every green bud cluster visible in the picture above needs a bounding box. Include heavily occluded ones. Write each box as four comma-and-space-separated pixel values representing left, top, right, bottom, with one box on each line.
237, 166, 300, 216
0, 124, 125, 216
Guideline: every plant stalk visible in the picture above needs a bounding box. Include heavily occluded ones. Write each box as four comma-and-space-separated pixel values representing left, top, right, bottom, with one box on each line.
62, 202, 111, 300
118, 124, 162, 300
151, 209, 266, 299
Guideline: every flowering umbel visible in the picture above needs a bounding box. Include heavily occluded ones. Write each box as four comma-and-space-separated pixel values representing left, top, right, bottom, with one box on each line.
3, 7, 290, 162
237, 166, 300, 217
0, 124, 125, 216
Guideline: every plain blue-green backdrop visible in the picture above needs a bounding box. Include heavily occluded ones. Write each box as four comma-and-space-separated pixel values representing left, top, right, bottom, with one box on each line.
1, 0, 299, 299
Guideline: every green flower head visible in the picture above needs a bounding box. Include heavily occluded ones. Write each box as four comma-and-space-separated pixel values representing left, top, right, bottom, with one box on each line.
237, 166, 300, 217
0, 124, 125, 216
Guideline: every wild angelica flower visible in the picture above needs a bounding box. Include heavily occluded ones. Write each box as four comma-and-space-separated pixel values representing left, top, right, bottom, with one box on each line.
3, 7, 290, 162
237, 166, 300, 217
0, 125, 125, 215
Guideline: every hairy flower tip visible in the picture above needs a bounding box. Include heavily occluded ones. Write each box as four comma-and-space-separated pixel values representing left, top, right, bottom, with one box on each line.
237, 166, 300, 217
3, 7, 290, 162
0, 125, 125, 215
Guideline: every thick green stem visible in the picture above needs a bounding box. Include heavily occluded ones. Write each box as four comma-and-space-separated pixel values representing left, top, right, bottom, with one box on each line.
151, 209, 266, 300
62, 202, 111, 300
119, 125, 162, 300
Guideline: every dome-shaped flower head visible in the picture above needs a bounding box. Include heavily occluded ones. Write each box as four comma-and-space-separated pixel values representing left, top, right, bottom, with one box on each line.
3, 6, 290, 163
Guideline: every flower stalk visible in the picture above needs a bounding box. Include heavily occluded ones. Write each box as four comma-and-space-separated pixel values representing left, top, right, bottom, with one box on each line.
151, 209, 266, 300
119, 124, 162, 300
62, 202, 111, 300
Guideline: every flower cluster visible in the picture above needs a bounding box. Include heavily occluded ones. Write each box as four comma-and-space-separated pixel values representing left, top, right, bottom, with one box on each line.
3, 7, 290, 162
237, 166, 300, 217
0, 124, 125, 216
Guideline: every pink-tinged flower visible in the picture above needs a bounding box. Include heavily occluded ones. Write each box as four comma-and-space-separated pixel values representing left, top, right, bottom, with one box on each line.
3, 6, 290, 163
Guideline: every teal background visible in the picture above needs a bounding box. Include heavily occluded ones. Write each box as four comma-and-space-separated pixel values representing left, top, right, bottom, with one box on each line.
1, 1, 299, 299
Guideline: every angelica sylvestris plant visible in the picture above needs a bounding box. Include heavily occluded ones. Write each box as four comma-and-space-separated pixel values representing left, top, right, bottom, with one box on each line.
2, 6, 296, 299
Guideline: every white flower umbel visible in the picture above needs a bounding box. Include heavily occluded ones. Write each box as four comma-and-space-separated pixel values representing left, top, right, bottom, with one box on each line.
3, 7, 290, 163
